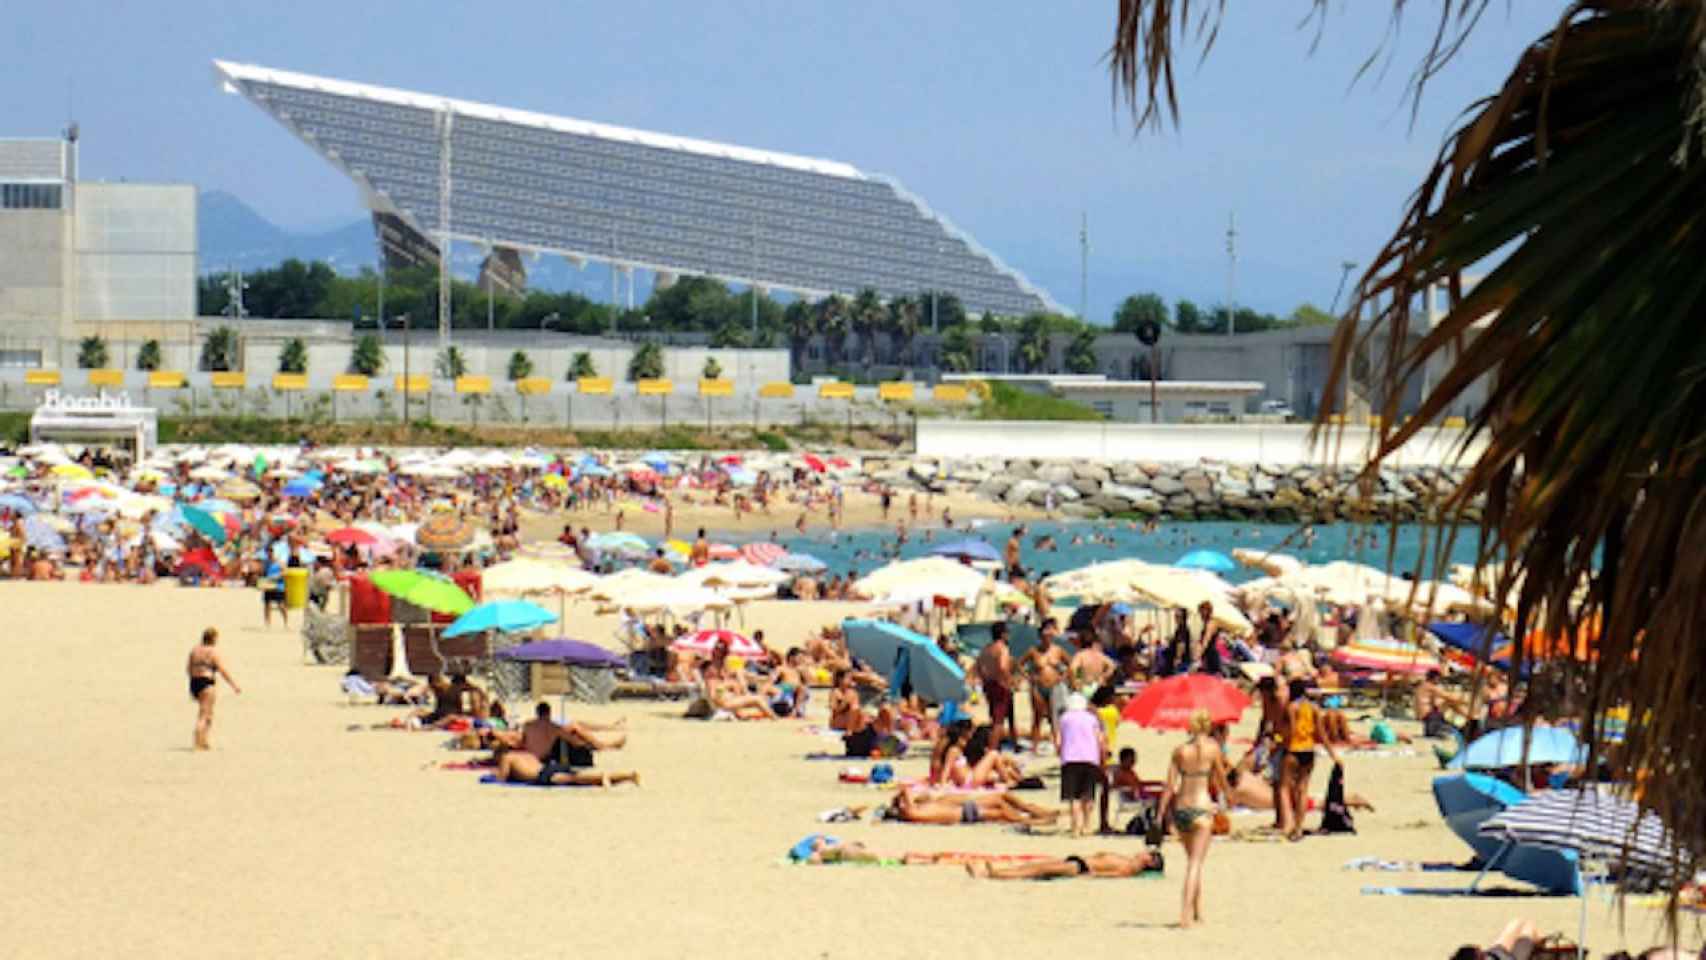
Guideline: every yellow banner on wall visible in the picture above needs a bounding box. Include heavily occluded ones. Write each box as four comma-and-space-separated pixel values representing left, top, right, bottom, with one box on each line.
24, 370, 61, 386
455, 376, 491, 395
87, 369, 124, 387
148, 371, 185, 389
272, 373, 308, 391
758, 382, 795, 399
515, 377, 551, 396
211, 372, 247, 389
698, 378, 733, 397
932, 384, 970, 403
878, 382, 915, 402
333, 374, 369, 392
817, 381, 854, 400
577, 377, 613, 395
394, 374, 430, 393
637, 378, 673, 396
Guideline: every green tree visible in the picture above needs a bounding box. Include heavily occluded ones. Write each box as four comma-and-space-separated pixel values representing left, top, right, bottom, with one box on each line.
506, 350, 533, 381
1064, 328, 1099, 374
278, 338, 309, 375
135, 339, 162, 372
76, 336, 109, 370
978, 312, 1005, 336
1109, 0, 1706, 876
567, 351, 598, 381
921, 290, 967, 330
850, 288, 883, 368
1289, 302, 1336, 326
1113, 293, 1169, 334
627, 341, 663, 381
710, 321, 750, 349
702, 355, 723, 380
1173, 299, 1205, 333
434, 346, 468, 380
814, 295, 849, 370
200, 326, 239, 372
348, 334, 384, 376
887, 296, 922, 366
1016, 314, 1051, 373
784, 300, 815, 375
939, 324, 974, 373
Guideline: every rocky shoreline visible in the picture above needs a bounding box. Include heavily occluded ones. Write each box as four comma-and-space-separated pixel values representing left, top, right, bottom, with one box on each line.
863, 457, 1477, 524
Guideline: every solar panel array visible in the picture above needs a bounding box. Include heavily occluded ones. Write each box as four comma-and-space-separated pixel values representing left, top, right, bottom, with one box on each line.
217, 62, 1060, 316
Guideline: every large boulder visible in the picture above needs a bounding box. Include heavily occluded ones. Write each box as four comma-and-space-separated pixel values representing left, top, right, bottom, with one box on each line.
1136, 461, 1166, 477
1004, 460, 1036, 481
1181, 472, 1215, 498
1149, 475, 1186, 496
1050, 484, 1082, 503
1004, 479, 1046, 505
1086, 493, 1132, 514
1126, 497, 1163, 515
1037, 463, 1076, 486
1071, 462, 1111, 484
1070, 478, 1101, 498
1101, 482, 1152, 504
1059, 502, 1104, 520
978, 476, 1013, 499
1112, 467, 1152, 487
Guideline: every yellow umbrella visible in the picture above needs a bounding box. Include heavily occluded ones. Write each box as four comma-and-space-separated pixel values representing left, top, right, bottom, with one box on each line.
539, 474, 568, 490
50, 464, 93, 481
664, 538, 692, 557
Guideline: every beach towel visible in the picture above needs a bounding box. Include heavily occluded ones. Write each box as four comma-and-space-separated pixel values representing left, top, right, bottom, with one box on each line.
478, 774, 597, 789
440, 760, 495, 771
1343, 857, 1472, 873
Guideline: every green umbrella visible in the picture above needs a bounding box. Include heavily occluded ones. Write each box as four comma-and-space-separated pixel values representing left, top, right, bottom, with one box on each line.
370, 569, 475, 616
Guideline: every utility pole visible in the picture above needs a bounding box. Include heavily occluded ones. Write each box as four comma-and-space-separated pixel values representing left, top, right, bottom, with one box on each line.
1225, 212, 1237, 337
1330, 260, 1358, 316
750, 213, 759, 336
1079, 211, 1089, 322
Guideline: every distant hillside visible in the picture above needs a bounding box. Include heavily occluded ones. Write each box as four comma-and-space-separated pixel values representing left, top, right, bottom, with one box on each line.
196, 191, 619, 299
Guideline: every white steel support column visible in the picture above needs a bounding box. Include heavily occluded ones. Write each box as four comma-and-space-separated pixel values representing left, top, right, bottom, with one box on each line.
437, 106, 454, 348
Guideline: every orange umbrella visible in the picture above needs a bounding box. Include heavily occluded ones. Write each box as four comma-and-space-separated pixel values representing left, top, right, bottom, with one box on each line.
1494, 615, 1601, 664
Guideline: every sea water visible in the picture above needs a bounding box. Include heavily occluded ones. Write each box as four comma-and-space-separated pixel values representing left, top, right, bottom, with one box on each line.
758, 518, 1487, 582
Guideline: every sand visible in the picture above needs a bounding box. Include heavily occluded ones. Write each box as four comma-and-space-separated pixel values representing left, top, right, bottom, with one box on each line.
1, 580, 1699, 960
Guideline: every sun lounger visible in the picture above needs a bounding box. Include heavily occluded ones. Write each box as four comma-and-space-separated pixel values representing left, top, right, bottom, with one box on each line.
351, 624, 394, 679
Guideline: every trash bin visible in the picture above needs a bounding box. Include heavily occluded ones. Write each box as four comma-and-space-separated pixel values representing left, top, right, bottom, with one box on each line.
283, 567, 309, 610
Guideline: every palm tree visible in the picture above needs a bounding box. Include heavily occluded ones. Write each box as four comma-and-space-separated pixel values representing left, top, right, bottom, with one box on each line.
434, 346, 468, 380
850, 288, 883, 370
349, 334, 384, 376
814, 295, 850, 372
278, 338, 308, 375
627, 341, 664, 381
567, 351, 598, 381
200, 326, 240, 372
701, 355, 723, 380
506, 350, 533, 381
135, 339, 162, 372
1108, 0, 1706, 879
939, 325, 974, 373
888, 296, 922, 367
783, 300, 815, 376
1064, 328, 1099, 374
1016, 314, 1050, 373
76, 336, 109, 370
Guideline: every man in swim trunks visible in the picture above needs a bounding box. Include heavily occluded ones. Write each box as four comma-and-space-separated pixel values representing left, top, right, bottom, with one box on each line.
1068, 630, 1115, 697
964, 849, 1163, 880
890, 788, 1059, 826
185, 627, 240, 751
1252, 675, 1289, 828
1018, 618, 1070, 754
494, 749, 638, 788
975, 622, 1016, 746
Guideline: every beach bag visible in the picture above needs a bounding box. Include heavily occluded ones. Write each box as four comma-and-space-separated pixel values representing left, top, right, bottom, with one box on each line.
1212, 811, 1231, 836
1319, 763, 1356, 834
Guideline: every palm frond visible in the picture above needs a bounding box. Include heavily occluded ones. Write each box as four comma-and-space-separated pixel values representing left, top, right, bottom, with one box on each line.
1321, 0, 1706, 894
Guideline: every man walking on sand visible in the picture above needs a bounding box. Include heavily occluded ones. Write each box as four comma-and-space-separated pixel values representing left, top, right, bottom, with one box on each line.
976, 622, 1016, 746
186, 627, 240, 750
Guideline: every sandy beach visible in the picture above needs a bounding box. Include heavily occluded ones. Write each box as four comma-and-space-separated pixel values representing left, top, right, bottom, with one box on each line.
1, 580, 1697, 960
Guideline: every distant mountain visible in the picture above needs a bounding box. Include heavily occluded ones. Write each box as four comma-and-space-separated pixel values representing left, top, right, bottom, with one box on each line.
195, 190, 621, 299
198, 191, 378, 274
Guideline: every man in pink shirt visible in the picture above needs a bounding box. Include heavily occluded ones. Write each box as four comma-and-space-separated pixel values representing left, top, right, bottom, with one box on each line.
1056, 692, 1108, 837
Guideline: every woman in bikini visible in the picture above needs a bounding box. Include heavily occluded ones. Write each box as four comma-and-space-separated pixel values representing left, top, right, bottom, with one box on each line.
1161, 709, 1231, 930
185, 627, 241, 751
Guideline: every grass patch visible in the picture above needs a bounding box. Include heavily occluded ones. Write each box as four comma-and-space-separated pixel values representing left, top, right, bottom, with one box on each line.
753, 431, 790, 452
133, 418, 904, 451
0, 412, 29, 446
975, 382, 1104, 421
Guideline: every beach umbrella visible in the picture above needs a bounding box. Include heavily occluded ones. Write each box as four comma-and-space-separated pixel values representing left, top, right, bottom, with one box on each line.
773, 552, 827, 574
179, 505, 229, 545
4, 466, 27, 479
415, 512, 477, 552
1493, 618, 1603, 665
369, 570, 476, 616
1121, 674, 1250, 729
281, 477, 321, 498
610, 584, 733, 615
855, 556, 986, 604
22, 515, 66, 553
587, 531, 649, 556
574, 463, 613, 479
1480, 789, 1680, 878
801, 454, 826, 473
707, 543, 740, 561
1330, 636, 1443, 675
724, 466, 757, 487
1427, 621, 1511, 662
640, 451, 672, 472
1231, 547, 1303, 577
194, 498, 241, 516
681, 561, 789, 589
1123, 565, 1253, 638
50, 464, 93, 481
482, 557, 599, 596
663, 538, 692, 557
589, 568, 678, 602
217, 478, 262, 503
443, 599, 557, 638
928, 537, 1002, 564
496, 639, 624, 667
326, 527, 380, 548
188, 465, 229, 482
0, 493, 38, 515
539, 473, 568, 490
1454, 726, 1586, 772
1175, 548, 1236, 573
842, 619, 966, 703
741, 542, 785, 566
671, 628, 768, 659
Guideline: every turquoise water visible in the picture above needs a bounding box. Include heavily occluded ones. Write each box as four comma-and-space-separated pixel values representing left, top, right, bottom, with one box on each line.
763, 519, 1485, 582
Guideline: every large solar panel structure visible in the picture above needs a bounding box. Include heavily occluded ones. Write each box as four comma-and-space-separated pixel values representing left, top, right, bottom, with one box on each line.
213, 61, 1063, 344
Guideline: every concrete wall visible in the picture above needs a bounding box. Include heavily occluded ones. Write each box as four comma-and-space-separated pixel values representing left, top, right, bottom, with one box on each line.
73, 184, 197, 324
916, 419, 1487, 467
0, 207, 68, 359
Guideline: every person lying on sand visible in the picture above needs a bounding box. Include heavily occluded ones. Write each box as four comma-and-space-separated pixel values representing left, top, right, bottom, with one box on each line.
888, 788, 1058, 826
494, 749, 638, 788
964, 850, 1163, 880
1225, 751, 1373, 814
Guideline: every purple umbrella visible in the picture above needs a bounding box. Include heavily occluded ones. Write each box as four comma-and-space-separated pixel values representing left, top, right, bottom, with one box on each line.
496, 639, 624, 668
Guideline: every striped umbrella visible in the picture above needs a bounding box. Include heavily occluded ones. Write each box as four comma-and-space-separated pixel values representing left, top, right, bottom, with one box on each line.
1330, 636, 1442, 675
741, 542, 785, 566
670, 628, 768, 659
1479, 788, 1683, 877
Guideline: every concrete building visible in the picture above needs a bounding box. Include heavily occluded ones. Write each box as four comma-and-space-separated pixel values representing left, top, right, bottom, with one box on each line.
0, 133, 197, 370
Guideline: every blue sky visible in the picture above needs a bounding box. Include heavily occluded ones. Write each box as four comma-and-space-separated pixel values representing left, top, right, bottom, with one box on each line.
3, 1, 1559, 320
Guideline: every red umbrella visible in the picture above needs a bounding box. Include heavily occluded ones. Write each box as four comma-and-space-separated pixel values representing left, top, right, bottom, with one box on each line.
801, 454, 826, 473
829, 456, 851, 469
671, 629, 768, 659
1121, 674, 1250, 730
708, 543, 740, 561
326, 527, 379, 547
719, 454, 743, 466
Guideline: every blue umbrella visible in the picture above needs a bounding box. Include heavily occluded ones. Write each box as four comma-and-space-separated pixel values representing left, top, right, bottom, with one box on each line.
1428, 621, 1510, 660
23, 515, 66, 553
587, 531, 648, 556
575, 464, 612, 479
0, 494, 37, 515
843, 618, 967, 704
1431, 773, 1581, 894
1175, 549, 1236, 573
928, 538, 1001, 564
774, 552, 827, 573
1454, 726, 1586, 771
282, 477, 321, 498
444, 600, 559, 638
496, 639, 623, 667
640, 452, 672, 472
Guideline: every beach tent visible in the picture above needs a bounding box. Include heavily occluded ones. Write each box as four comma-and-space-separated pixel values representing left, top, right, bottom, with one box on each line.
1431, 773, 1581, 894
